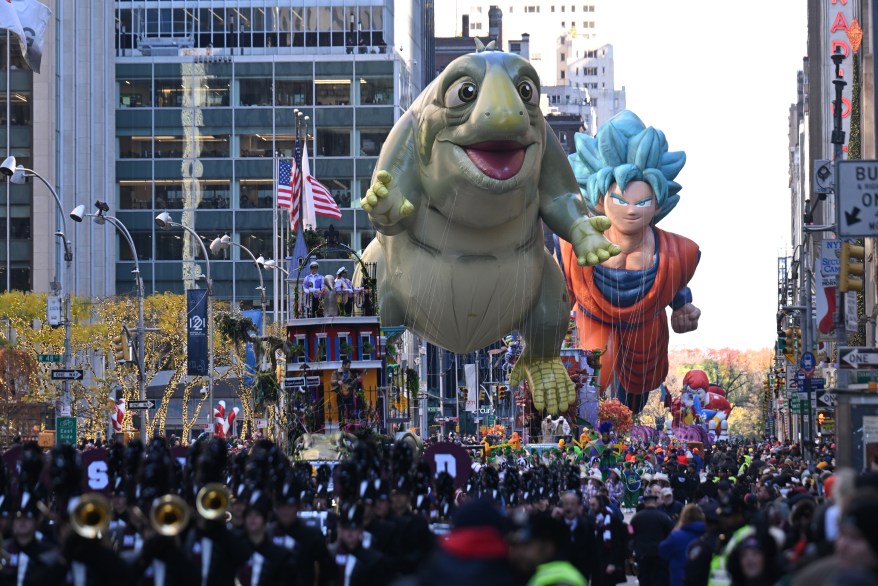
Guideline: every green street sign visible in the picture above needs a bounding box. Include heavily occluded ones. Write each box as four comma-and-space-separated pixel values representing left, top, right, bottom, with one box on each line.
37, 354, 63, 363
56, 416, 77, 445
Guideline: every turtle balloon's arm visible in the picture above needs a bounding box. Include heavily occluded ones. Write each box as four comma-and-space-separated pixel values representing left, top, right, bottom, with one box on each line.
537, 133, 620, 266
360, 117, 420, 235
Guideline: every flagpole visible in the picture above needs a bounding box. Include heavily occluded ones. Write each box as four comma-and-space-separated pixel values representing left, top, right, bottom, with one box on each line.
292, 110, 303, 319
273, 156, 279, 326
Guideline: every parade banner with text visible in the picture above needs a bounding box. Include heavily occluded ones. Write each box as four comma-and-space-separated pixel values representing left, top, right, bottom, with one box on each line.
186, 289, 208, 376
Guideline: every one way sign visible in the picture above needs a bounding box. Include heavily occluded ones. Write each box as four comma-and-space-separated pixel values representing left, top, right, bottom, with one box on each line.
51, 369, 83, 381
840, 347, 878, 369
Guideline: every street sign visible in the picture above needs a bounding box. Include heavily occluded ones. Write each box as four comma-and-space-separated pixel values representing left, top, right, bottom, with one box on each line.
284, 377, 305, 388
817, 392, 837, 408
837, 160, 878, 237
814, 159, 834, 194
801, 352, 815, 376
46, 295, 61, 327
127, 400, 155, 410
37, 354, 62, 363
305, 375, 321, 386
56, 416, 77, 445
811, 377, 826, 390
840, 347, 878, 369
51, 369, 83, 381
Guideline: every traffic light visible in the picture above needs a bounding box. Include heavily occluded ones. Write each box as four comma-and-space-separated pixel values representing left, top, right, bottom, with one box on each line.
776, 329, 788, 355
498, 385, 508, 401
790, 326, 802, 354
817, 412, 826, 425
480, 388, 487, 401
113, 328, 130, 365
784, 327, 797, 362
839, 241, 866, 293
459, 386, 468, 401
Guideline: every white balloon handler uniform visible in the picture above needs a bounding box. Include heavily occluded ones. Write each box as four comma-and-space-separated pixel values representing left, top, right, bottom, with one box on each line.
334, 267, 362, 316
302, 261, 324, 317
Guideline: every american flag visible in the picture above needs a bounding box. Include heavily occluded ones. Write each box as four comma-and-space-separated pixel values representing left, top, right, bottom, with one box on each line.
302, 142, 342, 220
276, 159, 298, 210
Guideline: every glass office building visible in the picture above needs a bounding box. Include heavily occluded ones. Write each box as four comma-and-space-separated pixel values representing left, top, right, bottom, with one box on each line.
113, 0, 424, 308
0, 42, 35, 293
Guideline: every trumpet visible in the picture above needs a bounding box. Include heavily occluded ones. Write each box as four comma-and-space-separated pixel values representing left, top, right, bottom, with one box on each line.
195, 483, 231, 522
150, 494, 192, 537
71, 493, 112, 540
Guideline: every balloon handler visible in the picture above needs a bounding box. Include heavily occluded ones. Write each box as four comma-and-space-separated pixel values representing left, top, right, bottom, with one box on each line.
560, 110, 701, 413
357, 40, 619, 415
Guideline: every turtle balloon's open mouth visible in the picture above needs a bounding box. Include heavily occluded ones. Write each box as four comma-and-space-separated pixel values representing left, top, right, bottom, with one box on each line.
462, 141, 527, 180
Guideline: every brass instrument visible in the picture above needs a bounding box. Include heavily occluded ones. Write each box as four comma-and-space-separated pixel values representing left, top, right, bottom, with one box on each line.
70, 493, 112, 539
150, 494, 191, 537
195, 483, 231, 522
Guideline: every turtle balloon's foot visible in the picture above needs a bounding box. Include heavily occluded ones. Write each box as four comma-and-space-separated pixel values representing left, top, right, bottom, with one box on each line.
510, 356, 575, 415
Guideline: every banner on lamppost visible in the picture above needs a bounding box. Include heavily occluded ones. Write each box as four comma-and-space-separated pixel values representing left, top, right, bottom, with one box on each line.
187, 289, 208, 376
816, 239, 840, 340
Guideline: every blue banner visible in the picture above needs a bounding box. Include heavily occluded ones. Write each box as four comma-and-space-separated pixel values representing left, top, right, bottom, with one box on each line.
187, 289, 209, 376
243, 309, 263, 386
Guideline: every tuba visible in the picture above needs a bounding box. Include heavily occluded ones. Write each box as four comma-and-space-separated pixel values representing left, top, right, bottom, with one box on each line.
195, 483, 231, 522
70, 493, 112, 539
150, 494, 192, 537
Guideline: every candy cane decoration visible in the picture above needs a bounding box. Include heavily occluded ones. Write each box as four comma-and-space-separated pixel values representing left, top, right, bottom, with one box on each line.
213, 401, 240, 438
111, 399, 126, 433
214, 401, 226, 437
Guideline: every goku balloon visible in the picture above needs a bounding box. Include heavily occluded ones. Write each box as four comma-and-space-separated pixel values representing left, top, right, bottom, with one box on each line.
559, 111, 701, 413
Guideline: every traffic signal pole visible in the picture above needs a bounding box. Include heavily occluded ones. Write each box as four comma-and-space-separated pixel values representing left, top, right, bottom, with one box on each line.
832, 47, 849, 394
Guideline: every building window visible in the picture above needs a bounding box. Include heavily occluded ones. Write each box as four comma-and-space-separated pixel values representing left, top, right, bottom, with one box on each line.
560, 53, 565, 62
560, 70, 565, 79
239, 181, 274, 209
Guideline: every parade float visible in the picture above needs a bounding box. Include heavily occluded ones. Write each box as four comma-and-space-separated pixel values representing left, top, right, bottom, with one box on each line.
558, 111, 701, 414
669, 369, 733, 445
357, 40, 619, 419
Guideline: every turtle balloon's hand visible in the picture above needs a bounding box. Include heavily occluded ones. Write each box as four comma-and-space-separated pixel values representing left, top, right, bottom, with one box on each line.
361, 171, 415, 226
570, 216, 621, 266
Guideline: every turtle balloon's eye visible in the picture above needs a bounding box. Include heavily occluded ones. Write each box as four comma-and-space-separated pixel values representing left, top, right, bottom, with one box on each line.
458, 82, 478, 102
446, 80, 479, 108
517, 80, 537, 104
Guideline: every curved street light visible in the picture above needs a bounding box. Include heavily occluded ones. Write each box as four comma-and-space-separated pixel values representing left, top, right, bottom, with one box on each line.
155, 212, 215, 431
2, 155, 75, 431
210, 234, 267, 343
71, 202, 148, 442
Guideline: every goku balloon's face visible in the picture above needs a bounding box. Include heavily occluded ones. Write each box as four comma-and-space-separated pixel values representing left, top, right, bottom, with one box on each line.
599, 181, 657, 237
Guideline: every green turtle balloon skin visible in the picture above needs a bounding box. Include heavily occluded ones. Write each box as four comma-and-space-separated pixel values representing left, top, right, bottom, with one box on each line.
359, 43, 620, 415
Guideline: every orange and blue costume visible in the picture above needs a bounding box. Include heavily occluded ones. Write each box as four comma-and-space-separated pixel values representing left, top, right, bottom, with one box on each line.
560, 228, 699, 412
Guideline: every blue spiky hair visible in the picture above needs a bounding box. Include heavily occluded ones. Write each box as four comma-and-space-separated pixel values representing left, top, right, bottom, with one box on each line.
568, 110, 686, 224
598, 421, 613, 434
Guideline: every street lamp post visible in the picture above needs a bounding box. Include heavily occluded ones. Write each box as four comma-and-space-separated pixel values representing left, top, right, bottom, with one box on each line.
155, 212, 215, 432
210, 235, 267, 341
260, 258, 291, 320
0, 156, 75, 433
70, 202, 148, 443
